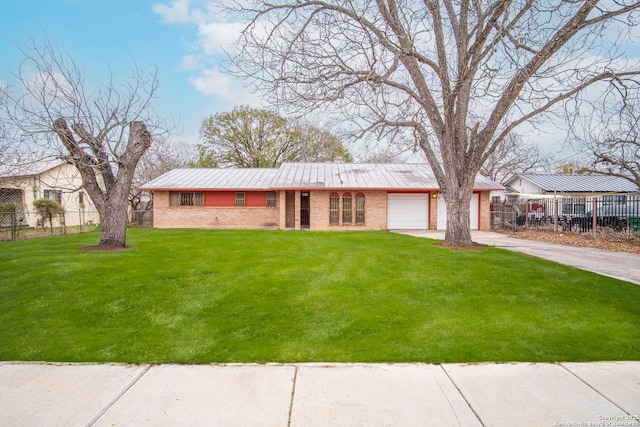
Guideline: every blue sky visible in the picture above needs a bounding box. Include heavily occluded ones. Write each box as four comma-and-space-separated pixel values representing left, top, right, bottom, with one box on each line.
0, 0, 258, 145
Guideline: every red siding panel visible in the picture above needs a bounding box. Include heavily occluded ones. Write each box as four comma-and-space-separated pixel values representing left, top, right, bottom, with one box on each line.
204, 191, 267, 207
204, 192, 235, 207
246, 191, 267, 207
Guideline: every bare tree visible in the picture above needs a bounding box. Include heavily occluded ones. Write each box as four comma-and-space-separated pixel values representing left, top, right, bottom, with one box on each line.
0, 39, 167, 247
130, 137, 196, 215
574, 96, 640, 188
480, 134, 550, 184
228, 0, 640, 244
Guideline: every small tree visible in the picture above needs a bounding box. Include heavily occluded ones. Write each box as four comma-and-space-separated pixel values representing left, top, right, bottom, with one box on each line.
33, 198, 63, 234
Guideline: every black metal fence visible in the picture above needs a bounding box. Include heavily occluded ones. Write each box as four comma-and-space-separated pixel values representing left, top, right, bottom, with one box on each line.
0, 210, 153, 241
490, 194, 640, 237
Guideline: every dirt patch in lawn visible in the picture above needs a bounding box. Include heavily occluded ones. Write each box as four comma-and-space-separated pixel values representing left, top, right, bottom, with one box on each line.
434, 242, 486, 251
497, 229, 640, 255
79, 244, 133, 252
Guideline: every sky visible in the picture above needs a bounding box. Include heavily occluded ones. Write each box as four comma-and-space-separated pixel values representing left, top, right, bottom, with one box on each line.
1, 1, 638, 164
0, 0, 258, 147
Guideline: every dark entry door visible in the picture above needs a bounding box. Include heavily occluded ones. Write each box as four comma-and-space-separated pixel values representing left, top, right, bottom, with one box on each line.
300, 192, 310, 228
285, 191, 295, 228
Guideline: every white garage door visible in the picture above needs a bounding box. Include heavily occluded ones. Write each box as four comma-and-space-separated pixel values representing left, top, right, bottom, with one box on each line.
437, 193, 479, 230
387, 194, 429, 229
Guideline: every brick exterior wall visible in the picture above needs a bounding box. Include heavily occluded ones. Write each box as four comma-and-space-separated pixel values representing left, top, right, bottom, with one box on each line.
479, 191, 490, 231
306, 190, 388, 231
153, 189, 492, 231
153, 191, 280, 229
429, 192, 438, 230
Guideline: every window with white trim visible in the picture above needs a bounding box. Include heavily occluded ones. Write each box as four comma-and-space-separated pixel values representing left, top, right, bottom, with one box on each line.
43, 190, 62, 204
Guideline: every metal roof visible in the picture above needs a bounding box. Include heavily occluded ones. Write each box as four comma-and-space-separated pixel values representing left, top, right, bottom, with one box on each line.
273, 163, 440, 189
141, 163, 504, 191
509, 174, 640, 193
140, 168, 280, 190
0, 158, 66, 179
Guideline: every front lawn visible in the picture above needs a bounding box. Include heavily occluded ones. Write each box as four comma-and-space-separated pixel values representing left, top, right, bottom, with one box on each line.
0, 229, 638, 363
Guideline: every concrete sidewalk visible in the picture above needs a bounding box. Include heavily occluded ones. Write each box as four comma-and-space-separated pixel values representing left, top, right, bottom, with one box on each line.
396, 230, 640, 285
1, 361, 638, 426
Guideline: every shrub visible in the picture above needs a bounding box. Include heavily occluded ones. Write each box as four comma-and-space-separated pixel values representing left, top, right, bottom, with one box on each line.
33, 198, 64, 234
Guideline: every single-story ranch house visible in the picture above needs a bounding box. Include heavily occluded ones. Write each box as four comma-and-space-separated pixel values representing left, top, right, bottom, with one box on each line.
141, 163, 503, 231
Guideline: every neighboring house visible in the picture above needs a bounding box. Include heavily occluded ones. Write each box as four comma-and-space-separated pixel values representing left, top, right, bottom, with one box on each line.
0, 159, 99, 228
502, 173, 640, 218
141, 163, 503, 231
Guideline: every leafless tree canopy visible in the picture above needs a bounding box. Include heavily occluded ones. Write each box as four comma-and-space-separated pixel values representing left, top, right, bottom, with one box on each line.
480, 133, 551, 184
0, 39, 170, 247
228, 0, 640, 244
130, 137, 196, 212
573, 94, 640, 188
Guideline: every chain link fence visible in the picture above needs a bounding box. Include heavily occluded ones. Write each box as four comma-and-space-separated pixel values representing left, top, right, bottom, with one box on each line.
0, 210, 153, 241
490, 194, 640, 238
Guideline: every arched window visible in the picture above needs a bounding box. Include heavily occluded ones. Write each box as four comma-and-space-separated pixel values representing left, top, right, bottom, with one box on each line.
329, 192, 339, 224
355, 192, 365, 224
342, 192, 353, 224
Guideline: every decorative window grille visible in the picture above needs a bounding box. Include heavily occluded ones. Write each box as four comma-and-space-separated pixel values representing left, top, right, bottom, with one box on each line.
355, 192, 365, 224
266, 191, 276, 207
236, 192, 246, 207
342, 192, 352, 224
170, 192, 203, 206
329, 192, 339, 224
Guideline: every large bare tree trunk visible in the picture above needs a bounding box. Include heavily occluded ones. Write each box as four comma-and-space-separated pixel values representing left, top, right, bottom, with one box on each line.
99, 195, 129, 246
54, 119, 151, 248
443, 189, 473, 246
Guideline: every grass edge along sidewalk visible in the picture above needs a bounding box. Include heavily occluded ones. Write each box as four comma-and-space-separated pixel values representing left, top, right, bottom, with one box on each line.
0, 228, 638, 364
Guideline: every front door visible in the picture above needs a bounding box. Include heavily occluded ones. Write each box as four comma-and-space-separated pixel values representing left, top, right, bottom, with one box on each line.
300, 192, 310, 229
285, 191, 295, 228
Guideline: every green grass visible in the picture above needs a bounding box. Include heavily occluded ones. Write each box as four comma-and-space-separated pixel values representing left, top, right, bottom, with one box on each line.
0, 228, 638, 364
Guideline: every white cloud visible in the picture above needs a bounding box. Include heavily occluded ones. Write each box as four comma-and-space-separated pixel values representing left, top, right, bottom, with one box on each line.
154, 1, 260, 101
179, 54, 200, 71
197, 21, 245, 54
153, 0, 195, 24
188, 67, 261, 105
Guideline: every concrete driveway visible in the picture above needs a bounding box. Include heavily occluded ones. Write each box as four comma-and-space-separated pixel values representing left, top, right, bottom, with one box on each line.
395, 230, 640, 285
